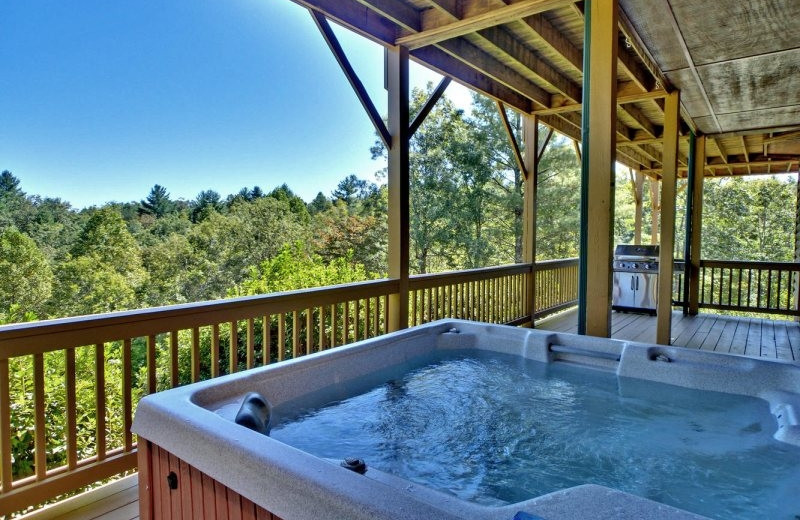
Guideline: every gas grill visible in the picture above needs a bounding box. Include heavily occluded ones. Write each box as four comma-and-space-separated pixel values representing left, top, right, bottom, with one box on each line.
612, 244, 659, 314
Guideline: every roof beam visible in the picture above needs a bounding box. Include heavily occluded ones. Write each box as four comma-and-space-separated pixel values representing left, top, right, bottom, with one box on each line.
532, 88, 666, 115
396, 0, 576, 49
421, 0, 582, 102
764, 130, 800, 145
642, 159, 799, 174
713, 138, 733, 175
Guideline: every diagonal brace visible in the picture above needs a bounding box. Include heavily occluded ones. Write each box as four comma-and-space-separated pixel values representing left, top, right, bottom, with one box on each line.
537, 127, 554, 163
409, 77, 450, 138
310, 10, 392, 148
495, 101, 529, 180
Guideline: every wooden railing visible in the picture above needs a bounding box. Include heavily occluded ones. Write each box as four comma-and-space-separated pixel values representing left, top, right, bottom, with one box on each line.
0, 279, 398, 515
697, 260, 800, 316
0, 259, 583, 515
408, 264, 533, 327
533, 258, 579, 318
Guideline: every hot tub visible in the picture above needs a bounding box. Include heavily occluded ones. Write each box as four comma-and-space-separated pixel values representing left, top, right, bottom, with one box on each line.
132, 320, 800, 520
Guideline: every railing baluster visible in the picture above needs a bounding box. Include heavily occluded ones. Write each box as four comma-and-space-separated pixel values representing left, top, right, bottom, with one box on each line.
364, 298, 371, 339
292, 311, 300, 357
383, 295, 389, 334
777, 270, 783, 310
766, 269, 773, 309
727, 268, 733, 306
373, 297, 379, 337
411, 290, 418, 326
263, 316, 271, 364
122, 339, 132, 452
354, 300, 361, 340
33, 353, 46, 480
147, 335, 157, 394
192, 327, 201, 382
330, 304, 337, 348
318, 307, 326, 351
66, 348, 77, 469
170, 331, 179, 388
0, 359, 11, 491
229, 321, 238, 373
211, 324, 220, 378
306, 308, 313, 354
343, 302, 350, 345
95, 343, 106, 461
278, 314, 286, 361
247, 319, 255, 369
757, 269, 763, 308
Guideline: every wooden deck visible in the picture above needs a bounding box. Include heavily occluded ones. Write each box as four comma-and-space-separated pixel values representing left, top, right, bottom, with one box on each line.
22, 310, 800, 520
537, 308, 800, 361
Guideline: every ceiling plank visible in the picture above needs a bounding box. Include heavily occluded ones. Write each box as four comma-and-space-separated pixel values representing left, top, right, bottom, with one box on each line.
421, 0, 582, 102
396, 0, 576, 49
618, 103, 657, 138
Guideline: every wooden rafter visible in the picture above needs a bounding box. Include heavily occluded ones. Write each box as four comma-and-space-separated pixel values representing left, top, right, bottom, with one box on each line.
713, 137, 733, 175
741, 135, 751, 174
421, 0, 582, 102
310, 11, 392, 148
396, 0, 576, 49
764, 130, 800, 145
532, 88, 666, 115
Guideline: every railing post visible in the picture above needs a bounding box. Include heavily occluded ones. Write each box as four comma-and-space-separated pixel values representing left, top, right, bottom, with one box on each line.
795, 172, 800, 320
386, 45, 410, 332
577, 0, 618, 337
523, 114, 538, 325
656, 89, 680, 345
688, 136, 705, 315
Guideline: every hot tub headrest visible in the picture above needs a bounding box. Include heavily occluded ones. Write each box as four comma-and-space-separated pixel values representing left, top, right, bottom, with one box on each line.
234, 392, 272, 435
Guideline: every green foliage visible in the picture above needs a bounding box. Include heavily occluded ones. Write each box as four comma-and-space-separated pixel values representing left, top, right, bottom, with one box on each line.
0, 228, 53, 316
232, 242, 369, 296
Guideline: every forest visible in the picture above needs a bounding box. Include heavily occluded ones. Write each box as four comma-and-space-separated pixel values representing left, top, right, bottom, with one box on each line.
0, 89, 797, 485
1, 90, 797, 326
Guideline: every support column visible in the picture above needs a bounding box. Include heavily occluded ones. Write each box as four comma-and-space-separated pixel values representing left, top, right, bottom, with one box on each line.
650, 179, 660, 245
687, 135, 705, 315
523, 115, 538, 325
655, 90, 681, 344
387, 46, 410, 332
793, 172, 800, 320
578, 0, 618, 337
632, 170, 644, 245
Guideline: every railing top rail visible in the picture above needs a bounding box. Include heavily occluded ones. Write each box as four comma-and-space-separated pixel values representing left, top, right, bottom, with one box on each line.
0, 279, 400, 358
408, 263, 533, 290
700, 259, 800, 271
534, 257, 579, 269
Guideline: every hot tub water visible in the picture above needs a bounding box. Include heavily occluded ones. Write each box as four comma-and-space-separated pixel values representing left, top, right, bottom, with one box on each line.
270, 350, 800, 520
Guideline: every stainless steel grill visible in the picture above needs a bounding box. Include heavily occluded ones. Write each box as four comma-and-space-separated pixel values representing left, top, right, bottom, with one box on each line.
612, 244, 659, 314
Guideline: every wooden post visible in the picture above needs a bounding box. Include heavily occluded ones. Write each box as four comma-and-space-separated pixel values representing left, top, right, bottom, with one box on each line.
387, 45, 410, 332
650, 178, 660, 245
632, 170, 644, 245
578, 0, 618, 337
523, 115, 538, 325
796, 173, 800, 320
688, 135, 705, 315
656, 90, 680, 344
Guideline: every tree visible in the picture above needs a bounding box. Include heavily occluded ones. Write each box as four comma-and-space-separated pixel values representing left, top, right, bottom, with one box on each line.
267, 184, 309, 222
308, 192, 332, 214
191, 190, 223, 223
139, 184, 175, 218
0, 228, 53, 318
0, 171, 21, 195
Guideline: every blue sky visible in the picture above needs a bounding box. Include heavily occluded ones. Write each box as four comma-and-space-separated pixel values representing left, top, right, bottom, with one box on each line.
0, 0, 472, 208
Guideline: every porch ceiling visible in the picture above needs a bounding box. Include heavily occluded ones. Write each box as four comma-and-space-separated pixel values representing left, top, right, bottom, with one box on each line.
290, 0, 800, 177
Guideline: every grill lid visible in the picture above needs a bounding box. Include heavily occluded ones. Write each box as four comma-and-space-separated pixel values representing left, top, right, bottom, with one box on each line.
614, 244, 659, 259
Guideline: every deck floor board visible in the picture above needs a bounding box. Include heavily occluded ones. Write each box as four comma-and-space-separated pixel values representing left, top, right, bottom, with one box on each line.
536, 309, 800, 361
